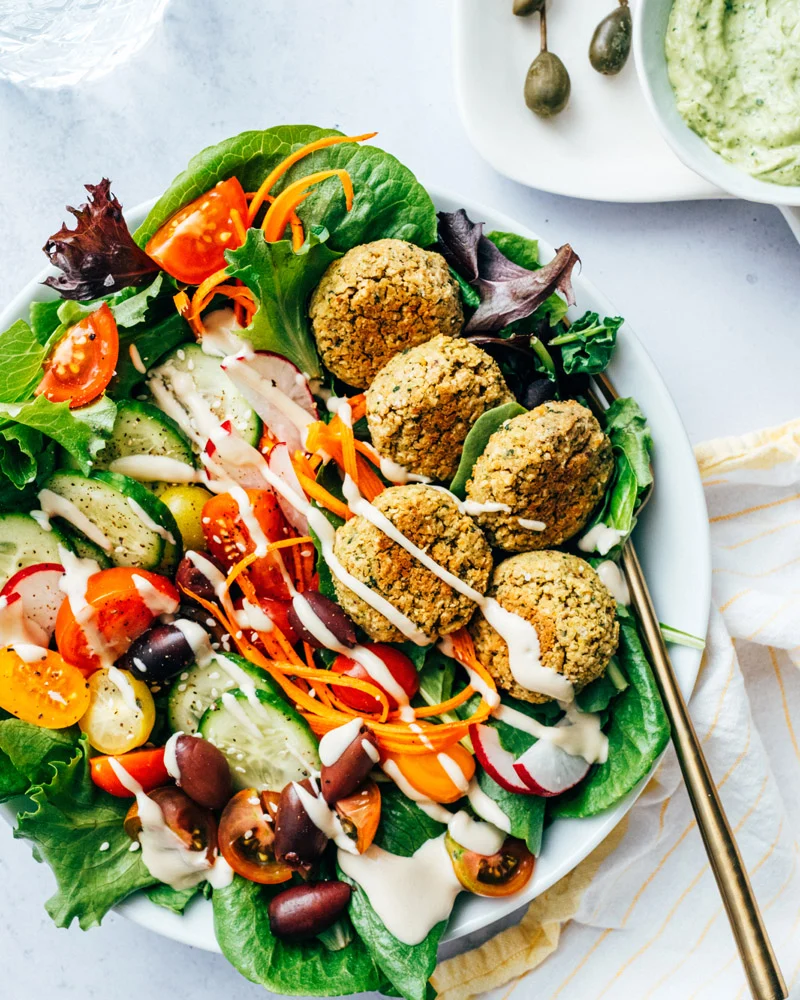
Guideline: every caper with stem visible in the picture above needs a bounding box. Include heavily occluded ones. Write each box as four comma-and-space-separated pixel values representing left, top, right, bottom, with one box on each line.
589, 0, 632, 75
513, 0, 545, 15
524, 4, 571, 118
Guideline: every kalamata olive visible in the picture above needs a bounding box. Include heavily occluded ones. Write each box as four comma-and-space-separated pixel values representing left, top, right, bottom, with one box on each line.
268, 881, 352, 941
589, 3, 632, 75
513, 0, 544, 14
273, 779, 328, 872
175, 551, 226, 603
169, 733, 232, 810
287, 592, 357, 650
521, 377, 557, 410
175, 601, 227, 646
320, 727, 380, 805
117, 623, 194, 682
524, 50, 571, 117
124, 786, 217, 864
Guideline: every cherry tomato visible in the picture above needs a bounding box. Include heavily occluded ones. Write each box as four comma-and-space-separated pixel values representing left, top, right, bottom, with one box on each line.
159, 485, 212, 551
202, 490, 292, 600
125, 786, 217, 865
218, 788, 293, 885
90, 748, 169, 798
79, 668, 156, 754
0, 646, 89, 728
235, 595, 300, 646
145, 178, 248, 285
335, 779, 381, 854
55, 567, 179, 673
331, 644, 419, 714
35, 303, 119, 408
383, 744, 475, 804
445, 833, 535, 897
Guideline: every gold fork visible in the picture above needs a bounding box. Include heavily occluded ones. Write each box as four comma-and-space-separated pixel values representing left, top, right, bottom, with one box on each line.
588, 371, 787, 1000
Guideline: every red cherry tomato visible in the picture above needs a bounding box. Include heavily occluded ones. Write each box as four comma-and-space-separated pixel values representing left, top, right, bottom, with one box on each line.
202, 490, 292, 600
331, 643, 419, 714
445, 833, 534, 897
145, 178, 248, 285
35, 303, 119, 408
90, 748, 170, 798
234, 595, 300, 646
55, 567, 179, 673
218, 789, 293, 885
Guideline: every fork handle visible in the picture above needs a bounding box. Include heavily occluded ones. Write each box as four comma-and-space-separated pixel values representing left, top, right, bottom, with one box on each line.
621, 544, 787, 1000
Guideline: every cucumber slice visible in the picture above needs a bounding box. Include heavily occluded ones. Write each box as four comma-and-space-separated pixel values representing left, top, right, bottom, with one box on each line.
199, 688, 320, 792
91, 400, 196, 497
168, 651, 281, 735
0, 513, 71, 587
151, 344, 261, 448
57, 524, 113, 569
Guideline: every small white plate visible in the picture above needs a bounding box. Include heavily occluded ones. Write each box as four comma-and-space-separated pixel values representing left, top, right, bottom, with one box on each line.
452, 0, 723, 203
0, 190, 710, 958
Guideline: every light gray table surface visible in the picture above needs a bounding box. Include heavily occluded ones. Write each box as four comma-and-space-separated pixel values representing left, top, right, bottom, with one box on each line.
1, 1, 798, 998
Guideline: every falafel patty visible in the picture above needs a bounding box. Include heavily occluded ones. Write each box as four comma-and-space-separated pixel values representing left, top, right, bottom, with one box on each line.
466, 400, 613, 551
332, 484, 492, 642
308, 239, 463, 389
366, 335, 514, 483
470, 550, 619, 704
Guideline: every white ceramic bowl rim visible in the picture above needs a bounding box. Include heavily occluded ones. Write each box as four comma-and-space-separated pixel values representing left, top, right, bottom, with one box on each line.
633, 0, 800, 207
0, 187, 711, 958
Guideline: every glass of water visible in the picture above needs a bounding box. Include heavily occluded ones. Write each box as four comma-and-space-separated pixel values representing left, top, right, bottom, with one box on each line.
0, 0, 170, 88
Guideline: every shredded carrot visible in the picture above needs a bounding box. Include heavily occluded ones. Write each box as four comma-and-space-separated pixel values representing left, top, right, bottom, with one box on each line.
305, 418, 385, 502
263, 170, 353, 243
247, 132, 376, 225
296, 472, 352, 521
348, 394, 367, 422
230, 207, 247, 247
173, 291, 190, 316
414, 685, 476, 718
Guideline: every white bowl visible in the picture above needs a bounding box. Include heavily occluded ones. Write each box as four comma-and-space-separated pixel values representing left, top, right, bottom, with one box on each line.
633, 0, 800, 208
0, 189, 711, 957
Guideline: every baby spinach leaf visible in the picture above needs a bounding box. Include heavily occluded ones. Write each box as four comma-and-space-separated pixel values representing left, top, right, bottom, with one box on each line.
549, 311, 623, 375
416, 647, 456, 705
449, 400, 526, 498
225, 226, 339, 378
147, 883, 200, 915
551, 608, 669, 818
136, 125, 437, 252
213, 875, 385, 997
475, 768, 545, 856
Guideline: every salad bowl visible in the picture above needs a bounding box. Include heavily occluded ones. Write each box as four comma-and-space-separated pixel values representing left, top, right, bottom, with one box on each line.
0, 184, 711, 956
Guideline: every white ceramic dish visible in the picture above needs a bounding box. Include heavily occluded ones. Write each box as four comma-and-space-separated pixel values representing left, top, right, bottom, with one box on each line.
0, 189, 710, 956
451, 0, 721, 203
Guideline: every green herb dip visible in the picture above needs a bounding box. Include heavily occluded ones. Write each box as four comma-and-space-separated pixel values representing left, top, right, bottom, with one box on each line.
665, 0, 800, 186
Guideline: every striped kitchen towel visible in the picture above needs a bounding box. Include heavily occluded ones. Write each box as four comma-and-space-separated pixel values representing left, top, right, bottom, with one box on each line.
432, 418, 800, 1000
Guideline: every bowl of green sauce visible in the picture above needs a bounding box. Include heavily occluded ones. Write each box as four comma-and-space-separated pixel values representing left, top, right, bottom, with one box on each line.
634, 0, 800, 207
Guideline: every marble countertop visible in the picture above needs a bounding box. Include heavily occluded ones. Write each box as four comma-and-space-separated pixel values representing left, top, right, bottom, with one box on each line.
1, 0, 798, 997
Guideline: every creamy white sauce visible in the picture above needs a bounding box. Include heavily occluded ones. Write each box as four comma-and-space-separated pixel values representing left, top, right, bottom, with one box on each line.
358, 441, 431, 485
39, 489, 111, 551
127, 497, 177, 546
132, 574, 179, 617
109, 456, 204, 483
517, 518, 547, 532
361, 738, 380, 764
466, 778, 511, 833
318, 716, 365, 767
199, 309, 247, 358
58, 547, 114, 668
447, 810, 505, 856
186, 551, 227, 599
30, 509, 52, 532
462, 499, 512, 516
0, 598, 48, 648
596, 560, 630, 606
108, 666, 140, 714
172, 618, 215, 666
578, 523, 625, 557
338, 837, 462, 945
381, 759, 453, 825
164, 731, 182, 781
220, 690, 263, 739
437, 752, 470, 794
228, 485, 269, 558
13, 642, 49, 663
493, 703, 608, 765
236, 599, 275, 633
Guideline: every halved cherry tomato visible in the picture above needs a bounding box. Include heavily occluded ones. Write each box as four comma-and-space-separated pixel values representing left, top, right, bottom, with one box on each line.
145, 178, 248, 285
90, 747, 169, 798
383, 744, 475, 804
55, 567, 179, 673
35, 303, 119, 408
79, 667, 156, 754
0, 645, 90, 728
202, 490, 292, 600
335, 779, 381, 854
234, 595, 300, 646
445, 833, 535, 897
218, 788, 293, 885
125, 786, 217, 865
331, 644, 419, 714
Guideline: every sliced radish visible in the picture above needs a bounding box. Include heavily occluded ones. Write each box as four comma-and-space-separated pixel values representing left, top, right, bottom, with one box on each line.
267, 443, 309, 534
1, 562, 65, 645
203, 424, 272, 490
513, 735, 591, 797
221, 351, 318, 453
470, 723, 534, 795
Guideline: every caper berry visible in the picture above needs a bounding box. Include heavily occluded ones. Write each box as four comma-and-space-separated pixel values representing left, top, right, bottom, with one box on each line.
524, 51, 571, 117
589, 4, 632, 76
513, 0, 545, 15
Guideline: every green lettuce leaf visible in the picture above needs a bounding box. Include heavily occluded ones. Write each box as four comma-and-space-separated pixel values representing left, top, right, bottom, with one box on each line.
224, 226, 339, 377
111, 313, 191, 398
0, 320, 46, 401
213, 875, 385, 996
449, 401, 526, 499
549, 311, 623, 376
551, 608, 670, 818
135, 125, 436, 252
475, 769, 545, 856
339, 785, 448, 1000
146, 883, 201, 915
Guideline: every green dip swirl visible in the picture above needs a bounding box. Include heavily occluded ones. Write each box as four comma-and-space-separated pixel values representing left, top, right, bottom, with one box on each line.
665, 0, 800, 186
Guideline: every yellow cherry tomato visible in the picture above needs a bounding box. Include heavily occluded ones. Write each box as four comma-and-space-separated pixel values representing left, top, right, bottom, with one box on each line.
159, 485, 212, 552
0, 645, 90, 728
79, 667, 155, 754
383, 744, 476, 804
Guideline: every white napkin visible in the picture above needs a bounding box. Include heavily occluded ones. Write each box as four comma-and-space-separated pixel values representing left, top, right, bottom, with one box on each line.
432, 419, 800, 1000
